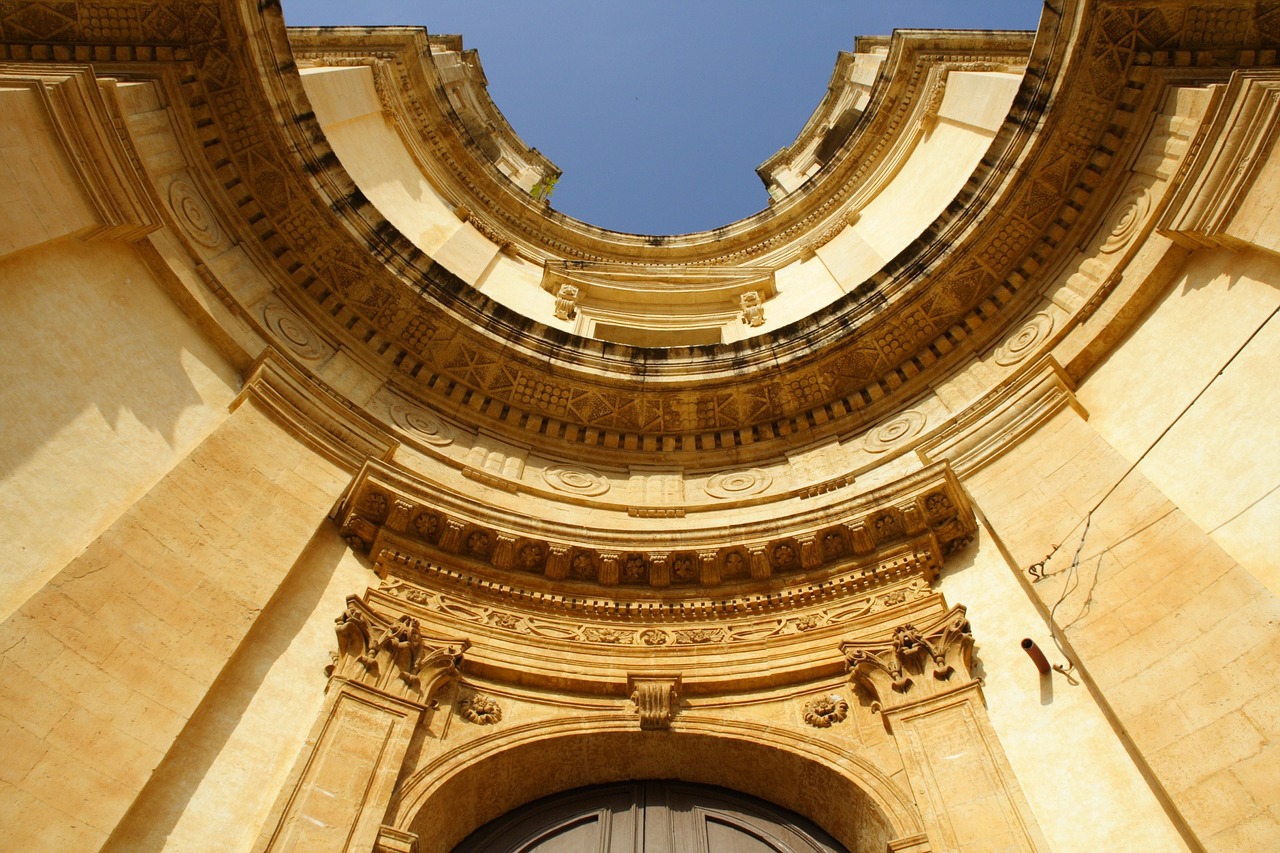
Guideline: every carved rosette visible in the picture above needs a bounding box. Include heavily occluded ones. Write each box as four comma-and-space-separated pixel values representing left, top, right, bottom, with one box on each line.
460, 694, 503, 725
802, 694, 850, 728
841, 605, 975, 714
328, 596, 469, 705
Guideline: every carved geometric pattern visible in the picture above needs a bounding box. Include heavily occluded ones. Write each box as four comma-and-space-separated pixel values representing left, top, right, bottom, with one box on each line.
15, 0, 1275, 463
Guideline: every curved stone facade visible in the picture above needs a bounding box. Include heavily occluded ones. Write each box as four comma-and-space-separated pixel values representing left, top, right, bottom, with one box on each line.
0, 2, 1278, 852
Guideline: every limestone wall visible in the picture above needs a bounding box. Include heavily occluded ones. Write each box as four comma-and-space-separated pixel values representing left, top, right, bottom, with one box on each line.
0, 401, 348, 849
0, 3, 1278, 852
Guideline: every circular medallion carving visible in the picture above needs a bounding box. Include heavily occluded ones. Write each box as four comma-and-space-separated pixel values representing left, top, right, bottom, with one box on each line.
994, 312, 1054, 366
262, 301, 325, 361
705, 469, 771, 499
803, 694, 850, 728
389, 401, 454, 446
543, 465, 610, 496
639, 629, 669, 646
1100, 185, 1150, 254
863, 411, 927, 453
167, 179, 222, 248
460, 694, 502, 725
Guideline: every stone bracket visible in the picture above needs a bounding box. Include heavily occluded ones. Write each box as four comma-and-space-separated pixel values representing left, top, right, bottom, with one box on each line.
628, 675, 681, 730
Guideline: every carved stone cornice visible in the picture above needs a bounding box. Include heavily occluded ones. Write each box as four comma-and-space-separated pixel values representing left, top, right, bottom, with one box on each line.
328, 595, 469, 706
1160, 69, 1280, 250
336, 458, 976, 596
841, 605, 976, 715
233, 348, 398, 472
917, 356, 1085, 478
0, 64, 162, 244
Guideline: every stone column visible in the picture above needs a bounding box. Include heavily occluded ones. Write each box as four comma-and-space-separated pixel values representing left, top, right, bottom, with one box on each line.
256, 597, 468, 853
843, 606, 1047, 853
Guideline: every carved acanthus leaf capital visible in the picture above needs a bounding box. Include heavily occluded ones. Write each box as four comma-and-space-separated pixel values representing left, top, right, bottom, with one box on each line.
328, 595, 469, 705
841, 605, 975, 712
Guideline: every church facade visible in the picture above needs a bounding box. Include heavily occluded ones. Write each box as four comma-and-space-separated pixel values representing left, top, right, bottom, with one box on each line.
1, 1, 1278, 850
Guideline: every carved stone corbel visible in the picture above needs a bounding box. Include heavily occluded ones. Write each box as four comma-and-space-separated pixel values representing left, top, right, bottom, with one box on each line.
554, 283, 580, 320
628, 675, 681, 730
261, 598, 470, 853
840, 606, 1048, 851
375, 826, 420, 853
740, 290, 766, 327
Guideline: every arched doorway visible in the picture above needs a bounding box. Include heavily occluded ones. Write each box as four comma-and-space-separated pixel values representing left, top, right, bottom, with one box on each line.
394, 719, 926, 853
454, 781, 848, 852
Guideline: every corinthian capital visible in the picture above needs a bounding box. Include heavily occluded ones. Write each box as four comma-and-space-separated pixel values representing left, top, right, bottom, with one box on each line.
327, 596, 469, 705
841, 605, 975, 712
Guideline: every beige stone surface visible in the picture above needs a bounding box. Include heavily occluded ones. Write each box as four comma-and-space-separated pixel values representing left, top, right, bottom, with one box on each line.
0, 86, 100, 255
0, 402, 346, 849
0, 238, 238, 623
939, 526, 1190, 852
102, 529, 376, 853
0, 3, 1278, 852
967, 405, 1280, 851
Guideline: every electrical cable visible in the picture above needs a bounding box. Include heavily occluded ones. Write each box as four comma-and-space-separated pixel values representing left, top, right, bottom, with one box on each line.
1028, 297, 1280, 666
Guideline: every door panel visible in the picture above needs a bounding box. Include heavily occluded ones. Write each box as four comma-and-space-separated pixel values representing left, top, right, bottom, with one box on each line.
454, 781, 846, 853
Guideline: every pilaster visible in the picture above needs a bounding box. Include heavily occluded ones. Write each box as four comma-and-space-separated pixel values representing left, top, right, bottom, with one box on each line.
844, 607, 1048, 853
256, 598, 468, 853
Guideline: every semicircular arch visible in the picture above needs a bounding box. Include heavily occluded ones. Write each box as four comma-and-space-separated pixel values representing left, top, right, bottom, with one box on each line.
392, 715, 926, 853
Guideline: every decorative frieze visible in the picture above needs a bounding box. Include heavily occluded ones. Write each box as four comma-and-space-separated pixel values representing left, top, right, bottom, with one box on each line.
376, 573, 934, 646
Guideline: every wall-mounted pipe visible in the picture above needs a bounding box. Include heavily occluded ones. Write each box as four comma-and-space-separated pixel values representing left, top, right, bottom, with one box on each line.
1021, 638, 1051, 675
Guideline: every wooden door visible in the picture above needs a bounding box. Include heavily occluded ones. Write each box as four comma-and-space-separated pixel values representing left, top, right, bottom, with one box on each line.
453, 781, 847, 852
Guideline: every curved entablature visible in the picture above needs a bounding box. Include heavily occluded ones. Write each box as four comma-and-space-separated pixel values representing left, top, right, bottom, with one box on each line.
426, 34, 561, 197
757, 37, 889, 202
241, 15, 1083, 462
335, 456, 975, 598
39, 0, 1269, 477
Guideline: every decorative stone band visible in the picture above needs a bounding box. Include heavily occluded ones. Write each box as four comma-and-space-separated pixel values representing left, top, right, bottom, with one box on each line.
329, 594, 469, 706
841, 604, 975, 715
336, 458, 976, 596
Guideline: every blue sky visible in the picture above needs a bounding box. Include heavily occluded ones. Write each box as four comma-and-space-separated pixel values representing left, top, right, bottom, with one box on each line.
283, 2, 1042, 235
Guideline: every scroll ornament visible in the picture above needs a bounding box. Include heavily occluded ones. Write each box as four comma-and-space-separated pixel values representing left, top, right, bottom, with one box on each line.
629, 676, 680, 730
841, 605, 975, 713
329, 596, 469, 704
